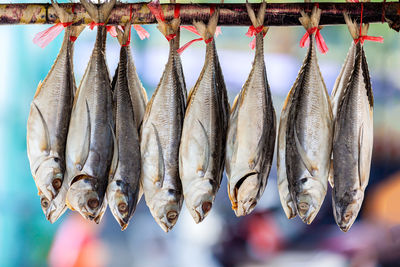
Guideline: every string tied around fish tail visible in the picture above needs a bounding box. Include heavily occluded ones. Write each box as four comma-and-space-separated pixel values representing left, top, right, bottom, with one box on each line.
299, 26, 328, 54
32, 2, 77, 48
353, 3, 384, 45
246, 25, 266, 50
148, 0, 180, 41
177, 5, 222, 54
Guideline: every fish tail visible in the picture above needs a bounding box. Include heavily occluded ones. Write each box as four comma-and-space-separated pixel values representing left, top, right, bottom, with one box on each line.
80, 0, 116, 23
116, 21, 132, 46
193, 8, 219, 41
51, 0, 73, 24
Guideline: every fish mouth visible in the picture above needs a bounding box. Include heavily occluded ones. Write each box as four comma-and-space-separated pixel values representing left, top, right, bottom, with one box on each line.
191, 201, 213, 224
232, 172, 258, 217
46, 202, 67, 223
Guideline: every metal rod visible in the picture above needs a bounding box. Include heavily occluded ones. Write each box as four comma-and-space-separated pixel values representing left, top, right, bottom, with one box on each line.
0, 2, 400, 31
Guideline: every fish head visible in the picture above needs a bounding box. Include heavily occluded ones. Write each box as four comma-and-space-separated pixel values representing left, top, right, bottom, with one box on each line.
107, 179, 137, 230
333, 189, 364, 232
66, 175, 104, 222
184, 178, 216, 224
233, 172, 259, 217
45, 185, 68, 223
294, 176, 326, 224
148, 188, 182, 232
35, 157, 64, 200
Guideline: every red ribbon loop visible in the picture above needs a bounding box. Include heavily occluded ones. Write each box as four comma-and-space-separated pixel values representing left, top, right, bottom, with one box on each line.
246, 25, 265, 50
33, 22, 73, 48
354, 3, 384, 45
147, 1, 165, 22
299, 27, 328, 54
174, 4, 180, 19
133, 25, 150, 40
89, 22, 105, 30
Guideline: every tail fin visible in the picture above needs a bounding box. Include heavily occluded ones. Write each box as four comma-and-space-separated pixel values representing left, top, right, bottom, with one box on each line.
116, 22, 132, 46
80, 0, 116, 23
193, 8, 219, 41
344, 13, 369, 40
51, 0, 73, 23
299, 6, 321, 30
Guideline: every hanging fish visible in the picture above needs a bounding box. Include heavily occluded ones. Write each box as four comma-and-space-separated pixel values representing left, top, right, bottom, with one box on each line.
140, 2, 186, 232
284, 7, 333, 224
332, 14, 377, 232
106, 23, 142, 230
179, 8, 230, 223
26, 0, 84, 222
225, 2, 276, 217
64, 0, 116, 222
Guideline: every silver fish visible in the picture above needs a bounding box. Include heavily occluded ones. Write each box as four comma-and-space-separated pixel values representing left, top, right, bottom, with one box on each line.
179, 9, 230, 223
332, 16, 374, 232
106, 24, 142, 230
26, 1, 84, 222
285, 7, 333, 224
225, 2, 276, 217
140, 16, 186, 232
65, 0, 116, 222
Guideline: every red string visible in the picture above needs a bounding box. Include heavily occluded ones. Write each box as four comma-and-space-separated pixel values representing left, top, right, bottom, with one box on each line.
246, 25, 265, 50
354, 3, 384, 45
299, 27, 328, 54
210, 4, 215, 15
147, 1, 165, 22
89, 22, 105, 30
69, 36, 77, 42
133, 25, 150, 40
174, 4, 180, 19
33, 22, 73, 48
122, 5, 133, 46
71, 3, 75, 14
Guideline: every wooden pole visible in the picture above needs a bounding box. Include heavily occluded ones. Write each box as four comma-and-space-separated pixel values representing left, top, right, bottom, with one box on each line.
0, 2, 399, 31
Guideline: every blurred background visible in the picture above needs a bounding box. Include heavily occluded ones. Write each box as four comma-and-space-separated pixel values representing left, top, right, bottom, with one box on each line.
1, 0, 400, 266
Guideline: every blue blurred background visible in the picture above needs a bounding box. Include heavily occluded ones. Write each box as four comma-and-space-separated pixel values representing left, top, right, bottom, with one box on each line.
1, 0, 400, 266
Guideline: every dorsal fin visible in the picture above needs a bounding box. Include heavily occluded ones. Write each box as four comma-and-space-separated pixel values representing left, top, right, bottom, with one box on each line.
32, 102, 51, 154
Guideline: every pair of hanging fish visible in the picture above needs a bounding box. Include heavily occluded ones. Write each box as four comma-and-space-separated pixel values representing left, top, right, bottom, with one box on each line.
27, 0, 147, 229
277, 7, 374, 232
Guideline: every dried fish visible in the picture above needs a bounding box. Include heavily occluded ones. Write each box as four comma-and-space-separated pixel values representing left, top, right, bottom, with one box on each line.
225, 2, 276, 217
140, 8, 186, 232
65, 0, 116, 222
26, 1, 84, 222
332, 15, 374, 232
284, 7, 333, 224
179, 9, 230, 223
106, 24, 142, 230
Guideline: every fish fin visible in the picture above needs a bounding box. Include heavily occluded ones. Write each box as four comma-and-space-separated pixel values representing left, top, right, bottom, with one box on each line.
152, 123, 165, 186
357, 124, 370, 190
80, 0, 99, 23
79, 100, 91, 168
328, 160, 334, 188
116, 21, 132, 46
257, 1, 266, 27
198, 120, 210, 174
100, 0, 116, 23
51, 0, 73, 23
33, 81, 43, 99
246, 2, 258, 27
32, 102, 51, 154
207, 8, 219, 37
109, 122, 119, 180
294, 123, 317, 176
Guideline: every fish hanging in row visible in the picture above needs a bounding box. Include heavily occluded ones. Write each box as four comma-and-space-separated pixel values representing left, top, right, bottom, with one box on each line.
65, 0, 116, 222
141, 2, 187, 232
179, 7, 230, 223
106, 22, 145, 230
331, 13, 375, 232
27, 1, 84, 222
225, 1, 276, 217
277, 7, 333, 224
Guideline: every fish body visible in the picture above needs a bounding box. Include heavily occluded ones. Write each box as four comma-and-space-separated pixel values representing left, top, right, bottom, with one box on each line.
179, 10, 230, 223
332, 17, 374, 232
140, 17, 186, 232
26, 3, 84, 222
65, 0, 116, 222
285, 8, 333, 224
107, 41, 141, 230
226, 2, 276, 217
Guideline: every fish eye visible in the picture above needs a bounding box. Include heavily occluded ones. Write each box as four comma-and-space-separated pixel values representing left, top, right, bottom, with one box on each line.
87, 198, 99, 209
167, 211, 178, 222
202, 202, 212, 214
41, 197, 50, 209
52, 178, 62, 190
118, 203, 128, 213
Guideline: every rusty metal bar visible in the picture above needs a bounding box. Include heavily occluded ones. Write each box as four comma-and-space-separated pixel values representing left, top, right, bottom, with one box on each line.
0, 2, 400, 31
